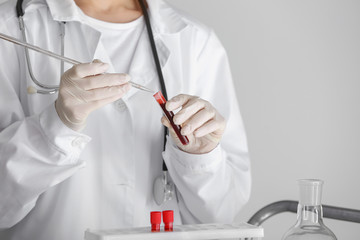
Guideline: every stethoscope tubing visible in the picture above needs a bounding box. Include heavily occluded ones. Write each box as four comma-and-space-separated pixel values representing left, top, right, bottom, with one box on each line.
20, 17, 61, 91
137, 0, 174, 205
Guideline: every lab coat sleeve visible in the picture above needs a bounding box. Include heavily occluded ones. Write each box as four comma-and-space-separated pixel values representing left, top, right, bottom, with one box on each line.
163, 30, 251, 224
0, 20, 90, 229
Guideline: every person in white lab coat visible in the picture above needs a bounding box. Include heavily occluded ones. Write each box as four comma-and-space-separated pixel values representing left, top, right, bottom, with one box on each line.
0, 0, 251, 239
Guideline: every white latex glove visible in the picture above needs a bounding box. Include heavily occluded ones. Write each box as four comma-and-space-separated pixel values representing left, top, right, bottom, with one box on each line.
161, 94, 226, 154
55, 60, 131, 131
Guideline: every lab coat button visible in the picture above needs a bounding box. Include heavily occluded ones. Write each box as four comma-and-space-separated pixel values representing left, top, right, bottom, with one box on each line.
114, 100, 127, 112
72, 137, 86, 148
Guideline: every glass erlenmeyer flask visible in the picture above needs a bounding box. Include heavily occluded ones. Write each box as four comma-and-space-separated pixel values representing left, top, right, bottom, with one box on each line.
282, 179, 337, 240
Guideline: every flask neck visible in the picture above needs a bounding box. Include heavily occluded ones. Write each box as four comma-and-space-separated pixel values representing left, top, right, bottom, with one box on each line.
298, 179, 323, 206
296, 179, 324, 225
282, 180, 338, 240
296, 204, 324, 225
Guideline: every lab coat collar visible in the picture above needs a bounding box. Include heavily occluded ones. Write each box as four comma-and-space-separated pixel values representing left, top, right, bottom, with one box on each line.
38, 0, 188, 34
23, 0, 176, 99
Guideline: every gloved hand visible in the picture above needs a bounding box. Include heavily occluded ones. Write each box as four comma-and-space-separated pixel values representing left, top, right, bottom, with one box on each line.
161, 94, 226, 154
55, 60, 131, 131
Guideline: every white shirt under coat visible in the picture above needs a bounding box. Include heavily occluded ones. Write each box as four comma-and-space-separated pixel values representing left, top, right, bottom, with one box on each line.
0, 0, 251, 239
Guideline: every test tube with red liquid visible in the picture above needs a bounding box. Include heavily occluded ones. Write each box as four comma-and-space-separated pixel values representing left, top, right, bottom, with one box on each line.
162, 210, 174, 231
153, 91, 189, 145
150, 211, 161, 232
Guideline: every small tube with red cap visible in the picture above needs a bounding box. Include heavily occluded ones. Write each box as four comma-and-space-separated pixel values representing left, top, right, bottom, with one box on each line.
162, 210, 174, 231
150, 211, 161, 232
153, 91, 189, 145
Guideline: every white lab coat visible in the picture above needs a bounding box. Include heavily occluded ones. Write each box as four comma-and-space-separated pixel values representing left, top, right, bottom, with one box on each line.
0, 0, 251, 239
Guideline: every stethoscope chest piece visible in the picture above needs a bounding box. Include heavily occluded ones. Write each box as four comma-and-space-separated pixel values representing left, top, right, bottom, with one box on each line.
153, 171, 174, 206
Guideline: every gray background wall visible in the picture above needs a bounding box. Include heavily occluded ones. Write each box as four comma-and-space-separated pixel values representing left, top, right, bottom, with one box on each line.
1, 0, 359, 239
168, 0, 360, 239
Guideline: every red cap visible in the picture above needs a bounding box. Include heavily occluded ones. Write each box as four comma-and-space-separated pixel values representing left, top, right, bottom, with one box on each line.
150, 211, 161, 224
162, 210, 174, 223
153, 91, 166, 104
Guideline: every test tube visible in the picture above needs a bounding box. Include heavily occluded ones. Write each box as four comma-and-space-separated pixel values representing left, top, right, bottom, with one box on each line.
150, 211, 161, 232
163, 210, 174, 231
153, 91, 189, 145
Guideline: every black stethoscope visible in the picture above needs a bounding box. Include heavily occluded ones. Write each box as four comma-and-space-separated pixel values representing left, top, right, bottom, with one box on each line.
14, 0, 174, 206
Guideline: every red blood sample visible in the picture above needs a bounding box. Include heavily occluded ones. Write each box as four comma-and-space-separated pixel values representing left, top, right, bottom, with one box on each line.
153, 91, 189, 145
162, 210, 174, 231
150, 211, 161, 232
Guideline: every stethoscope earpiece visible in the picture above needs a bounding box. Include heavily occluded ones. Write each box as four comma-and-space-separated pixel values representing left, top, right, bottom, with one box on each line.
27, 86, 37, 94
153, 171, 174, 206
27, 86, 57, 95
